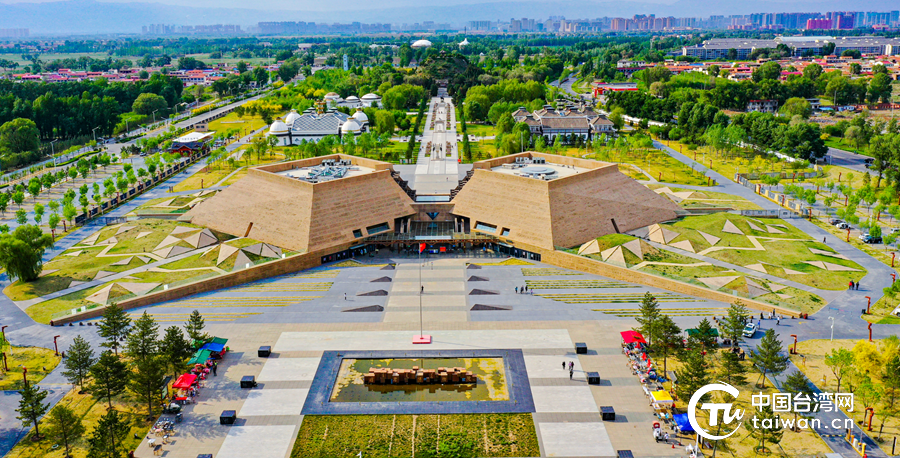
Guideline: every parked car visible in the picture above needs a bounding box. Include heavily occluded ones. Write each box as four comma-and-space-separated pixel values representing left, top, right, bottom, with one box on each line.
742, 323, 758, 338
836, 222, 851, 230
860, 234, 883, 244
830, 219, 844, 226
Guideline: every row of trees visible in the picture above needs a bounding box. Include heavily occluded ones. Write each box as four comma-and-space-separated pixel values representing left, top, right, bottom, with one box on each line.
16, 307, 210, 457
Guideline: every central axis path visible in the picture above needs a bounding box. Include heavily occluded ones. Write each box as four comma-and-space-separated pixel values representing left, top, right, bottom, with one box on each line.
412, 91, 460, 196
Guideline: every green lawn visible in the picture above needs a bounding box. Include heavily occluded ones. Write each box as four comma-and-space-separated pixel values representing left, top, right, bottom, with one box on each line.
824, 137, 870, 156
646, 184, 763, 210
662, 214, 865, 290
462, 124, 495, 137
206, 112, 275, 136
0, 345, 61, 390
590, 147, 710, 186
292, 414, 539, 458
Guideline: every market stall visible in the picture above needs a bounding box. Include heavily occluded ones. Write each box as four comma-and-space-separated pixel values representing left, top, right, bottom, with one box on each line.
171, 373, 198, 403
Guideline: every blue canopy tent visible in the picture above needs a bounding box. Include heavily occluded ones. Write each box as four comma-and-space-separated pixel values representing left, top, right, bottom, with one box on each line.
200, 342, 226, 353
673, 413, 694, 433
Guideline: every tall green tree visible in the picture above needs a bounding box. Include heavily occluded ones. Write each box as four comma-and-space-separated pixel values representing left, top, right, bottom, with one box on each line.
824, 348, 854, 393
688, 318, 718, 351
745, 405, 783, 454
781, 370, 815, 431
125, 312, 159, 361
62, 335, 95, 392
674, 349, 710, 403
721, 301, 750, 347
46, 404, 86, 458
719, 350, 748, 386
86, 409, 130, 458
89, 351, 128, 409
160, 326, 192, 379
654, 315, 682, 373
634, 292, 661, 347
0, 118, 40, 154
750, 329, 789, 388
185, 310, 209, 344
96, 304, 131, 356
16, 381, 50, 439
0, 224, 54, 282
129, 355, 167, 420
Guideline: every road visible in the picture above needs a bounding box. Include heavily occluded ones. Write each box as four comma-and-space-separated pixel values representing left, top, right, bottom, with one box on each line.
827, 147, 872, 173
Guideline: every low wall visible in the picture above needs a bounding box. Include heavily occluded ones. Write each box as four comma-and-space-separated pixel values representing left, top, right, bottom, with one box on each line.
50, 247, 336, 325
525, 244, 799, 317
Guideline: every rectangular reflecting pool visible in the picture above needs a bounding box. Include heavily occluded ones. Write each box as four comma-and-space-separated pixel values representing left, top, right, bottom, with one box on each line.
330, 357, 509, 402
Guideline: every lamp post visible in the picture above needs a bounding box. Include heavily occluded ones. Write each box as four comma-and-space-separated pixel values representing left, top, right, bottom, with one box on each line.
92, 126, 100, 144
50, 139, 59, 166
152, 110, 159, 124
53, 335, 61, 356
829, 316, 835, 341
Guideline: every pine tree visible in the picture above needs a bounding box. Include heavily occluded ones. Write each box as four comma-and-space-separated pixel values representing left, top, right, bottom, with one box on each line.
16, 381, 50, 439
824, 348, 854, 393
689, 317, 718, 351
46, 404, 85, 458
721, 301, 750, 347
719, 350, 748, 386
160, 326, 192, 379
87, 409, 130, 458
96, 304, 131, 356
781, 370, 815, 432
62, 335, 95, 392
745, 405, 783, 454
654, 315, 682, 373
750, 329, 789, 388
89, 351, 128, 409
634, 292, 661, 347
185, 310, 209, 344
125, 312, 159, 362
129, 355, 167, 420
675, 349, 710, 403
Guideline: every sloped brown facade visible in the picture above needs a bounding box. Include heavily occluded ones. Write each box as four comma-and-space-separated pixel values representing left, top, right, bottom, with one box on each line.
451, 152, 680, 249
185, 155, 416, 253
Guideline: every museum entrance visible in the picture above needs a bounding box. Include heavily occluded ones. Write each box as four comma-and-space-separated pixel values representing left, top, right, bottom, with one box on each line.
364, 220, 502, 258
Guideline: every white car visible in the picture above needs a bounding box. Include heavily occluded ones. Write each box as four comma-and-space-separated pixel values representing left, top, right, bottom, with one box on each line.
742, 323, 758, 338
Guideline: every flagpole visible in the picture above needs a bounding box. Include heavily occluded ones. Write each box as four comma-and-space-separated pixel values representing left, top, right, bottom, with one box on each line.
419, 248, 423, 338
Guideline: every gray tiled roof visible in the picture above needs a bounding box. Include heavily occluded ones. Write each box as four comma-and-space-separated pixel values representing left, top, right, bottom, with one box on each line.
288, 111, 351, 136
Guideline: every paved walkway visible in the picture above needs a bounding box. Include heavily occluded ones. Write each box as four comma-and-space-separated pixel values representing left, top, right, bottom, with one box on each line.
410, 90, 460, 196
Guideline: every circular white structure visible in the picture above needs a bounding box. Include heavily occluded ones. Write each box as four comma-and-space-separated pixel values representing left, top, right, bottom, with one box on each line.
324, 92, 340, 101
459, 38, 469, 47
269, 119, 289, 135
361, 93, 381, 102
284, 109, 301, 125
411, 39, 432, 49
345, 95, 360, 103
352, 109, 368, 124
341, 118, 361, 134
519, 166, 558, 179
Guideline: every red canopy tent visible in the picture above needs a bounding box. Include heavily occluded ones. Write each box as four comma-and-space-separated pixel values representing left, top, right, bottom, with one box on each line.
172, 374, 198, 389
620, 331, 647, 345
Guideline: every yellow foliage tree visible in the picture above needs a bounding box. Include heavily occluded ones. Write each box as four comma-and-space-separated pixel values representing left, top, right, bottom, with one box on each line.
854, 340, 884, 380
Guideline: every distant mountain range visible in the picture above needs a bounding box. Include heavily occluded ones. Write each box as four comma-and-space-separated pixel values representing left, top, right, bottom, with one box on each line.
2, 0, 899, 35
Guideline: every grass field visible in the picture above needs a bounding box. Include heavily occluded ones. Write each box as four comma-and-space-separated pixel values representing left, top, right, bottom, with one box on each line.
590, 147, 710, 186
825, 137, 870, 156
7, 389, 151, 458
292, 414, 539, 458
662, 214, 865, 290
646, 184, 762, 210
463, 124, 496, 137
0, 346, 60, 390
206, 112, 274, 136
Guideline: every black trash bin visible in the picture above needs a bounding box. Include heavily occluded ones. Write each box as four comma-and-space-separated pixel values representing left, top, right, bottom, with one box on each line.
587, 372, 600, 385
575, 342, 588, 354
258, 346, 271, 357
220, 410, 237, 425
240, 376, 257, 389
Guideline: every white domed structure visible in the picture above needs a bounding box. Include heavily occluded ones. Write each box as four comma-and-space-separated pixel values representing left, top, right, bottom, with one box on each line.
352, 108, 368, 124
269, 119, 289, 135
361, 93, 382, 107
346, 95, 360, 103
284, 109, 301, 125
459, 38, 469, 47
340, 118, 361, 134
411, 39, 432, 49
324, 92, 340, 101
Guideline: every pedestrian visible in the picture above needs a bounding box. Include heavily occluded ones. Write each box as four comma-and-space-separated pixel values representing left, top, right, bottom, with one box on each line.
849, 280, 854, 290
823, 237, 827, 243
569, 368, 574, 379
515, 286, 518, 294
212, 362, 217, 376
664, 432, 669, 443
421, 285, 424, 294
562, 361, 566, 370
857, 280, 861, 290
569, 361, 574, 371
344, 293, 347, 301
777, 317, 780, 326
